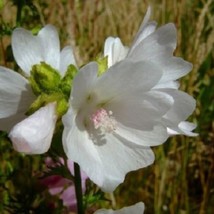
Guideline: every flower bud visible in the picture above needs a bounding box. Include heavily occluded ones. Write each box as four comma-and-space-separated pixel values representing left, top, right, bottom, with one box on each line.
9, 102, 57, 154
60, 64, 77, 97
30, 62, 61, 95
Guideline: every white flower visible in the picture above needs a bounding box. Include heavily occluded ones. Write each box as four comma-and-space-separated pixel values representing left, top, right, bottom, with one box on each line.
62, 7, 197, 192
9, 103, 57, 154
0, 25, 76, 154
104, 7, 197, 136
12, 25, 76, 77
63, 59, 173, 192
94, 202, 145, 214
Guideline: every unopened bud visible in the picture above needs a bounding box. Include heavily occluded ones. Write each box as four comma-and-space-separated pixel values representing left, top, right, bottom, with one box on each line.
30, 62, 61, 95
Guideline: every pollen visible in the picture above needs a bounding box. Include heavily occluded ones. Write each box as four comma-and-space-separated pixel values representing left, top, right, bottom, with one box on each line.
90, 108, 117, 133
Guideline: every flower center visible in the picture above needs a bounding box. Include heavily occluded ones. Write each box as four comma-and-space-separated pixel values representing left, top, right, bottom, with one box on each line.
90, 108, 117, 133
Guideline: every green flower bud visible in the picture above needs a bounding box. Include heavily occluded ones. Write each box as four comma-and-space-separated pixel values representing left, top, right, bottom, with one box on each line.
30, 62, 61, 95
27, 63, 76, 118
60, 64, 77, 98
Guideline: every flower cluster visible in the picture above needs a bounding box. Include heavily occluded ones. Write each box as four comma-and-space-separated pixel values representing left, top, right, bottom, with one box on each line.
0, 7, 196, 213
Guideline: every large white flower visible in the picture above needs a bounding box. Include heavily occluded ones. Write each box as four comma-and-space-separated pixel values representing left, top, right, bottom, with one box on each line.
104, 7, 197, 136
63, 7, 197, 192
94, 202, 145, 214
0, 25, 76, 154
63, 59, 173, 192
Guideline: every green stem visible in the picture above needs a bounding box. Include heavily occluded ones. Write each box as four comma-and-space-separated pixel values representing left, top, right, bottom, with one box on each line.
15, 0, 25, 26
74, 162, 84, 214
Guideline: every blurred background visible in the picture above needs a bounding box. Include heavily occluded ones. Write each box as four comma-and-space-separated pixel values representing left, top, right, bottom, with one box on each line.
0, 0, 213, 213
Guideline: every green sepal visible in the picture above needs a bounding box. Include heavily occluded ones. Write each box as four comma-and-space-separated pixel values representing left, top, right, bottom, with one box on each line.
96, 56, 108, 76
26, 92, 68, 117
56, 97, 69, 117
29, 62, 61, 95
31, 25, 42, 35
83, 189, 106, 208
60, 64, 77, 98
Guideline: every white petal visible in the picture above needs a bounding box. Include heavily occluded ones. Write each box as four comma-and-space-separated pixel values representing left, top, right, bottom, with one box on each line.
161, 89, 196, 123
37, 25, 60, 70
59, 46, 77, 76
0, 67, 30, 117
141, 6, 152, 27
130, 7, 157, 53
156, 57, 193, 84
12, 25, 60, 75
107, 90, 173, 130
167, 121, 198, 136
94, 202, 145, 214
115, 124, 168, 147
12, 28, 43, 76
104, 37, 115, 67
63, 109, 154, 192
128, 22, 192, 85
166, 128, 178, 135
130, 22, 157, 53
62, 108, 103, 185
178, 121, 198, 136
71, 62, 98, 110
104, 37, 128, 67
128, 23, 177, 61
9, 103, 57, 154
95, 134, 154, 192
0, 67, 35, 131
154, 81, 180, 89
94, 60, 162, 102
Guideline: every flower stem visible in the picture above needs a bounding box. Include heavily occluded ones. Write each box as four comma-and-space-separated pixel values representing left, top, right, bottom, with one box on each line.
15, 0, 25, 26
74, 162, 84, 214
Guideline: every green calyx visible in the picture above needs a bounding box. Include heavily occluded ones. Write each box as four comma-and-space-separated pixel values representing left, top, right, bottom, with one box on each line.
26, 93, 68, 117
28, 62, 77, 117
96, 56, 108, 76
60, 64, 77, 97
30, 62, 61, 95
